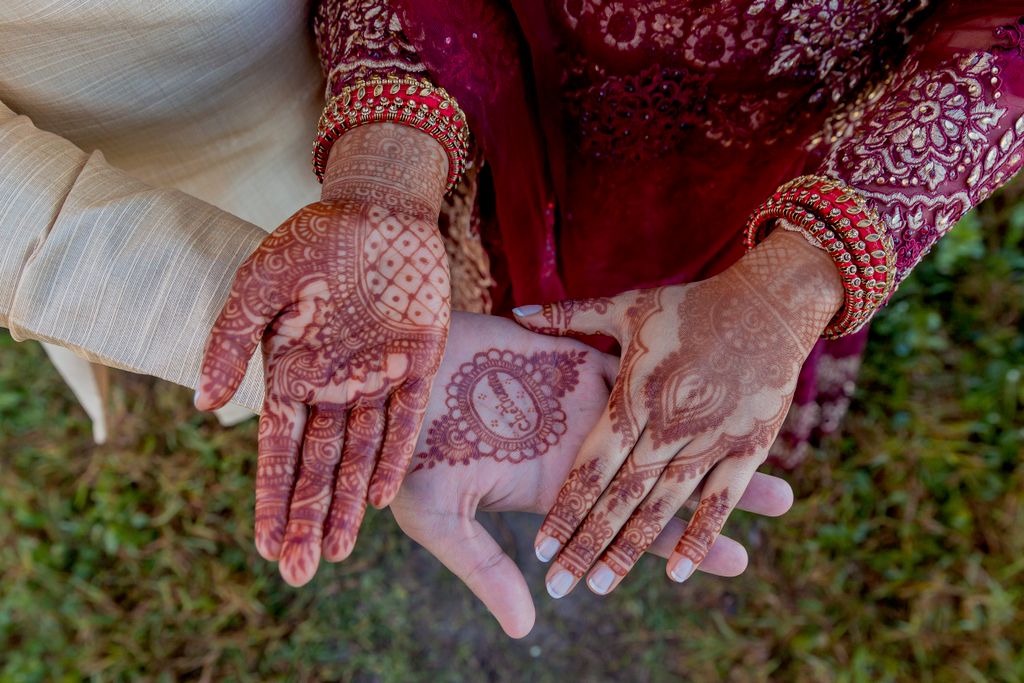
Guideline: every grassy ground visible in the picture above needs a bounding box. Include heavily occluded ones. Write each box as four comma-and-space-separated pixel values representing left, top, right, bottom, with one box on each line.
1, 181, 1022, 682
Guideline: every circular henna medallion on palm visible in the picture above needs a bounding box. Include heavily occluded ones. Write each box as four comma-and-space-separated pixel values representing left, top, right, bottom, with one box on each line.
414, 349, 586, 468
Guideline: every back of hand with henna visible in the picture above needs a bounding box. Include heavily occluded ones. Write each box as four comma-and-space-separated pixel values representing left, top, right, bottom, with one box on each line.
387, 313, 795, 638
196, 123, 451, 586
515, 228, 843, 599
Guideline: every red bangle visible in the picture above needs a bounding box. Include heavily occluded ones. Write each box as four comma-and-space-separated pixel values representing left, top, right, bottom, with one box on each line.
313, 76, 470, 194
745, 175, 894, 339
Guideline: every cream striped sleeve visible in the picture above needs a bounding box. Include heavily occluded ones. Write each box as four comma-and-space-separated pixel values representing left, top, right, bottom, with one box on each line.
0, 100, 266, 412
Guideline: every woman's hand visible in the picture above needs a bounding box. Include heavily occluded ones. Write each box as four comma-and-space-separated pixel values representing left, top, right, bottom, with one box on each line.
388, 312, 795, 638
514, 228, 842, 598
196, 124, 451, 585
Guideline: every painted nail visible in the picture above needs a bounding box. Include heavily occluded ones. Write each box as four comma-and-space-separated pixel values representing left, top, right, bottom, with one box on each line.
546, 570, 574, 599
587, 565, 615, 595
535, 536, 560, 563
512, 304, 542, 317
670, 559, 694, 583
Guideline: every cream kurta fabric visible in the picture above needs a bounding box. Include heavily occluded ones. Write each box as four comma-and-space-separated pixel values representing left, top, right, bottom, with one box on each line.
0, 0, 325, 416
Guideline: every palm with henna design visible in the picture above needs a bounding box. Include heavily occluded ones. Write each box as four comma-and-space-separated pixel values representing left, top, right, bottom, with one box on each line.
385, 313, 795, 638
515, 228, 844, 598
197, 123, 451, 586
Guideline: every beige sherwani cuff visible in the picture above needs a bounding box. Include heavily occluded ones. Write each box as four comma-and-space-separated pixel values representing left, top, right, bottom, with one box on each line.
0, 100, 265, 412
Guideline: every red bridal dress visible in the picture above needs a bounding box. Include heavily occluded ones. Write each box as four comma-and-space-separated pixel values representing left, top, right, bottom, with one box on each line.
314, 0, 1024, 466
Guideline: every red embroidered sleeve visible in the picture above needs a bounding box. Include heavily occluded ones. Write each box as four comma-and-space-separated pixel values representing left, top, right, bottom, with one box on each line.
313, 0, 429, 99
817, 6, 1024, 289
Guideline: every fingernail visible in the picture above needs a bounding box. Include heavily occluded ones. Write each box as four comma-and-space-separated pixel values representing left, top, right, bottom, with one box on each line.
546, 570, 574, 599
193, 388, 203, 408
513, 304, 542, 317
535, 536, 560, 563
588, 565, 615, 595
670, 559, 694, 583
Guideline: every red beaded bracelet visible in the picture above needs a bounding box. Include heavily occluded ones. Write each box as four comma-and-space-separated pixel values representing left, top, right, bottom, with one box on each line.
745, 175, 895, 339
313, 76, 470, 194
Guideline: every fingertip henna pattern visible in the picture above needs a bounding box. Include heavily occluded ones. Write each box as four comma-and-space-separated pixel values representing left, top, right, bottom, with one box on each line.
675, 488, 732, 566
539, 457, 605, 546
536, 297, 614, 337
255, 396, 305, 560
557, 459, 668, 579
558, 510, 615, 579
414, 349, 587, 469
279, 405, 347, 585
323, 406, 385, 561
603, 497, 669, 577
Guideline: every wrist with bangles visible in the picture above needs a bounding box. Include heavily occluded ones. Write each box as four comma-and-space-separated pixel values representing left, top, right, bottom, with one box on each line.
745, 174, 895, 339
313, 75, 470, 194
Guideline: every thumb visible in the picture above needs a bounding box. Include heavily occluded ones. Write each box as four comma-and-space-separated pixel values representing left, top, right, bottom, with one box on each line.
512, 297, 620, 340
195, 266, 280, 411
407, 514, 536, 638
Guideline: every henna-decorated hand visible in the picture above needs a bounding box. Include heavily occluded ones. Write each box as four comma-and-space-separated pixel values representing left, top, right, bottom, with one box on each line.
196, 124, 451, 585
514, 228, 843, 599
388, 312, 794, 638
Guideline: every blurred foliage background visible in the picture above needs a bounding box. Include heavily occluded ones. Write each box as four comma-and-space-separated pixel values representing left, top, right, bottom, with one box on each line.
1, 180, 1022, 682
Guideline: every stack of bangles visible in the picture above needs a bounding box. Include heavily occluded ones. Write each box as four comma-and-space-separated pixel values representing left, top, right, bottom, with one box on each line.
313, 75, 470, 194
744, 174, 896, 339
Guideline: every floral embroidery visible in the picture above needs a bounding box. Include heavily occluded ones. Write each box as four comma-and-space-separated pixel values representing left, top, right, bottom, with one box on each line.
651, 11, 685, 49
768, 1, 905, 80
832, 53, 1006, 192
555, 0, 928, 156
746, 0, 787, 15
314, 0, 426, 97
600, 3, 646, 50
684, 3, 739, 69
823, 51, 1023, 282
684, 1, 769, 70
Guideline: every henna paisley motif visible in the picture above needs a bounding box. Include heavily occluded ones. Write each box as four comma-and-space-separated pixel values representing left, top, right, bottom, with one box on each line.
642, 282, 799, 449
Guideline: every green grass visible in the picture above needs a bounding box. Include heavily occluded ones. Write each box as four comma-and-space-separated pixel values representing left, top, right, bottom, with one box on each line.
1, 181, 1022, 682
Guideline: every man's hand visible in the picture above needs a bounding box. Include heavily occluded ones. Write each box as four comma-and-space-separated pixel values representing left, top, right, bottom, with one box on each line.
196, 124, 451, 586
389, 313, 795, 638
514, 228, 842, 599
